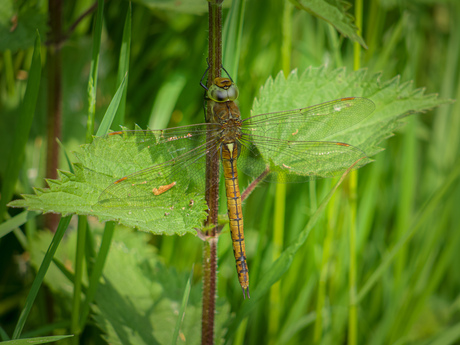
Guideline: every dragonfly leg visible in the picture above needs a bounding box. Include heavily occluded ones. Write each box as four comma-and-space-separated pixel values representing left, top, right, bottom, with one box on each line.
221, 64, 234, 82
200, 60, 210, 90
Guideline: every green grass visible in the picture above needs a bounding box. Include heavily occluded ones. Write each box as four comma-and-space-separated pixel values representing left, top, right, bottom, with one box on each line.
1, 1, 459, 344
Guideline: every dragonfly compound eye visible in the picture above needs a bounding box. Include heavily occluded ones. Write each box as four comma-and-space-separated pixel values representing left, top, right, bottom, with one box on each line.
208, 83, 239, 102
226, 84, 239, 100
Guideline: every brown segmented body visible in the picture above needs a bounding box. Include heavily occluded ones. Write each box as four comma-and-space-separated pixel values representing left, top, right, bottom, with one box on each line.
208, 87, 250, 298
221, 143, 249, 293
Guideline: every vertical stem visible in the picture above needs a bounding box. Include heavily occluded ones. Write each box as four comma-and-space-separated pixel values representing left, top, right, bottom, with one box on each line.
71, 216, 86, 345
86, 0, 104, 144
348, 172, 358, 345
314, 180, 337, 343
45, 0, 63, 232
349, 1, 363, 344
269, 3, 291, 343
202, 1, 223, 344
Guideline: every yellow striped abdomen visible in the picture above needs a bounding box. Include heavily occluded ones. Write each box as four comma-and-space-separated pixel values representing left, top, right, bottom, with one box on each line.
221, 143, 249, 298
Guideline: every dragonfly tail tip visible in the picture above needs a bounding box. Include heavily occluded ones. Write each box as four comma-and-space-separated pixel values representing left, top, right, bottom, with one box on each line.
242, 287, 250, 299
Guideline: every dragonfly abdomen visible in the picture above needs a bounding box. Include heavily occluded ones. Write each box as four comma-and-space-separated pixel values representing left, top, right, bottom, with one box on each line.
221, 143, 249, 298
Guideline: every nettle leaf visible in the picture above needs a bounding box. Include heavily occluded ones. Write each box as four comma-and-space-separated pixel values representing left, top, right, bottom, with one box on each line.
0, 2, 47, 53
9, 126, 209, 236
251, 67, 447, 158
9, 68, 447, 235
291, 0, 367, 47
29, 228, 229, 345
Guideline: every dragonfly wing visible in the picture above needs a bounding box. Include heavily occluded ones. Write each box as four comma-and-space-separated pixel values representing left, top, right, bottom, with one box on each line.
237, 97, 374, 182
238, 136, 371, 183
244, 97, 375, 142
94, 125, 220, 209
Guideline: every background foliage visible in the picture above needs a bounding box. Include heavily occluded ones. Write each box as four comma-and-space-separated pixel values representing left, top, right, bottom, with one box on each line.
1, 0, 459, 344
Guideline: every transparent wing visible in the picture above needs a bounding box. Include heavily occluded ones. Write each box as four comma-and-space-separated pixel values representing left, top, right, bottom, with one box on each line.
243, 97, 375, 141
95, 124, 221, 209
238, 97, 375, 181
238, 137, 371, 182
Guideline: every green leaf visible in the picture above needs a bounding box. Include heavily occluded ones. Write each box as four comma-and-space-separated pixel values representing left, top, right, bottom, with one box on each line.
0, 335, 73, 344
251, 67, 449, 158
0, 2, 47, 53
8, 129, 208, 236
28, 228, 231, 345
8, 67, 447, 236
290, 0, 367, 47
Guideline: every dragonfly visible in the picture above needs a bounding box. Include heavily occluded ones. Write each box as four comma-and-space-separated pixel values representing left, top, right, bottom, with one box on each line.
96, 72, 375, 299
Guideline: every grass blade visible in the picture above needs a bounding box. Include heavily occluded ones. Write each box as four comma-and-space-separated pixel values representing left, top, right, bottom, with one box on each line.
0, 211, 39, 239
112, 2, 131, 130
357, 160, 460, 303
1, 335, 73, 344
0, 33, 41, 221
171, 267, 193, 345
222, 0, 245, 81
85, 0, 104, 144
12, 215, 72, 339
95, 74, 127, 137
78, 221, 115, 330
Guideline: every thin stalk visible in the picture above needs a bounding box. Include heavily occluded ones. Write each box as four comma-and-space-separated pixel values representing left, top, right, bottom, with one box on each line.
269, 181, 285, 343
269, 3, 292, 342
348, 170, 358, 345
327, 24, 342, 68
202, 1, 223, 344
222, 0, 246, 81
78, 222, 115, 330
314, 180, 337, 343
86, 0, 104, 144
373, 14, 405, 72
45, 1, 98, 48
71, 216, 86, 345
113, 2, 131, 130
241, 168, 269, 201
3, 50, 15, 96
348, 0, 364, 344
394, 24, 420, 289
75, 0, 105, 335
45, 0, 63, 232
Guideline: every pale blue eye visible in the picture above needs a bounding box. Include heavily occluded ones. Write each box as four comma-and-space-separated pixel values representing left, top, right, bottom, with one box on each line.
207, 80, 239, 102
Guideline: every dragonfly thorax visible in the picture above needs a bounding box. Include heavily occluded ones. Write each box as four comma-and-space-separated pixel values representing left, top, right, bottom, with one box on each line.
220, 117, 243, 144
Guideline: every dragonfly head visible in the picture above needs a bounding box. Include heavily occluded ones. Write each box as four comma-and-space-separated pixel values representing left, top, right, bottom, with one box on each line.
208, 77, 239, 102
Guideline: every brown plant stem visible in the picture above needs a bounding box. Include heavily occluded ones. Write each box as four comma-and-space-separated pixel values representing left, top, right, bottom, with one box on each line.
45, 1, 98, 48
45, 0, 63, 232
202, 1, 223, 344
241, 167, 270, 202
